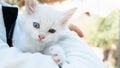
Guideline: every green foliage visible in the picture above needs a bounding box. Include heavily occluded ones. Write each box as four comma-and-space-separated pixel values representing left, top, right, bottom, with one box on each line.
5, 0, 18, 5
88, 9, 120, 48
38, 0, 64, 4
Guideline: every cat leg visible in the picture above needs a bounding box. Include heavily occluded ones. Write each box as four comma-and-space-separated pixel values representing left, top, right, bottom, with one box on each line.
49, 45, 68, 66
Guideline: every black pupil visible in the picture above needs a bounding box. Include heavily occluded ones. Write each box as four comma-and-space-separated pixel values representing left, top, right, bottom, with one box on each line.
33, 22, 40, 28
49, 29, 56, 33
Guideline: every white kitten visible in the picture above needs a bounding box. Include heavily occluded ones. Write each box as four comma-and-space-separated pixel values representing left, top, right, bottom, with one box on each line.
13, 0, 76, 66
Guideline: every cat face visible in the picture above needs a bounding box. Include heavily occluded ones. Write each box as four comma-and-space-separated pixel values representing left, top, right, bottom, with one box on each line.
22, 0, 76, 44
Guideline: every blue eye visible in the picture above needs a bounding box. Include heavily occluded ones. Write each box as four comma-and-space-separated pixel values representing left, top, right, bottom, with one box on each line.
33, 22, 40, 29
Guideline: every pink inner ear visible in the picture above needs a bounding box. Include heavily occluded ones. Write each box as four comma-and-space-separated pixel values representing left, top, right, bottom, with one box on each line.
63, 8, 77, 24
25, 0, 37, 14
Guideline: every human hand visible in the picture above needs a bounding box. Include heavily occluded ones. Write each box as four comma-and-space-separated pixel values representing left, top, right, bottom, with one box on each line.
69, 24, 84, 38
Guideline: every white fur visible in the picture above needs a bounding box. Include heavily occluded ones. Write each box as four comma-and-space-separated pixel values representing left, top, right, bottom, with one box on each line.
13, 5, 66, 52
12, 0, 77, 53
13, 0, 76, 66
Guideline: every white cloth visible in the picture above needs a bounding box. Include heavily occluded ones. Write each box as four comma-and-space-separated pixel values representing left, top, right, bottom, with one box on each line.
0, 39, 58, 68
0, 4, 105, 68
0, 31, 105, 68
59, 29, 105, 68
0, 5, 6, 42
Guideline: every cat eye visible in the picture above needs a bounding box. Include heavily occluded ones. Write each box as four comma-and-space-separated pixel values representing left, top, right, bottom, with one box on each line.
33, 22, 40, 29
48, 29, 56, 33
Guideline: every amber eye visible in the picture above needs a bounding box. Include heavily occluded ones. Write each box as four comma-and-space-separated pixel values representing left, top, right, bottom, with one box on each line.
48, 29, 56, 33
33, 22, 40, 29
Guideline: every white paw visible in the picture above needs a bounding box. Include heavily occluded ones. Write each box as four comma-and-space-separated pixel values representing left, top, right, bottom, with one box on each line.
52, 53, 63, 65
49, 46, 67, 66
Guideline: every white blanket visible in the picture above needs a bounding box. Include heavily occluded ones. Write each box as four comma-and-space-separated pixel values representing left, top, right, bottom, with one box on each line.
0, 5, 105, 68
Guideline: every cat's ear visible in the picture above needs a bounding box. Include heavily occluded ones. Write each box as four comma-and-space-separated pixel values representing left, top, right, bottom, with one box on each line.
24, 0, 38, 14
63, 8, 77, 23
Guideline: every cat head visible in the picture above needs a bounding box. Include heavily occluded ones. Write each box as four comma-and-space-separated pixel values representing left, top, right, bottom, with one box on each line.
22, 0, 77, 43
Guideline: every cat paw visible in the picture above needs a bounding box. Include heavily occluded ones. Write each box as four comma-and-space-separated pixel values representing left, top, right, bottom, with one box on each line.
49, 46, 66, 66
52, 53, 63, 65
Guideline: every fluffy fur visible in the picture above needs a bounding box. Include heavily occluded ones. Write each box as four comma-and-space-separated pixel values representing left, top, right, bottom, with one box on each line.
13, 0, 76, 65
13, 0, 76, 53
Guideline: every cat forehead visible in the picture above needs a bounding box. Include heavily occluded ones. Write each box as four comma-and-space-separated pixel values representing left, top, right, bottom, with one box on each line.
33, 5, 64, 20
23, 4, 64, 28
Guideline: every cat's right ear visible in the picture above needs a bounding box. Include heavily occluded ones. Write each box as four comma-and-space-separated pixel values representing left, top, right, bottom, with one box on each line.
63, 8, 77, 23
24, 0, 38, 14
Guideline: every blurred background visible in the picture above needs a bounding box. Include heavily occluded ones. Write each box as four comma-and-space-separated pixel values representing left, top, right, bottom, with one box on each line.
4, 0, 120, 68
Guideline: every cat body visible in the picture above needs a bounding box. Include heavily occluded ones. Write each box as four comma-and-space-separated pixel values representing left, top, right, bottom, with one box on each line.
13, 0, 76, 53
14, 4, 63, 53
13, 0, 76, 65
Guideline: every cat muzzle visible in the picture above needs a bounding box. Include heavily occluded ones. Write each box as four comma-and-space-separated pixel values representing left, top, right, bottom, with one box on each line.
38, 35, 45, 41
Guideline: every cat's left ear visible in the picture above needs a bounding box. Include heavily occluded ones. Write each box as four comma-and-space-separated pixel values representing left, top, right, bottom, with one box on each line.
63, 8, 77, 23
24, 0, 38, 14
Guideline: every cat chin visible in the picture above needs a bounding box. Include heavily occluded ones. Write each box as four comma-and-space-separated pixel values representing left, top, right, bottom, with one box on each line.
37, 40, 55, 45
36, 39, 48, 44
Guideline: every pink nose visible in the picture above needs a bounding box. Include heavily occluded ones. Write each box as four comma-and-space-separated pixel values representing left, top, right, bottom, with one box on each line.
38, 35, 45, 41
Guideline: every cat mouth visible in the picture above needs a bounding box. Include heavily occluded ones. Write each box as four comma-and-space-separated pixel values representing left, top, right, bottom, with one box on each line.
35, 40, 45, 45
37, 39, 45, 43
